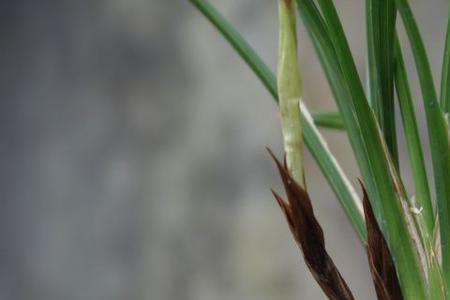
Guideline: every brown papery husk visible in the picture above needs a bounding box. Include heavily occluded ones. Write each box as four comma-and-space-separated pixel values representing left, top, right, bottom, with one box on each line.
268, 148, 355, 300
361, 184, 403, 300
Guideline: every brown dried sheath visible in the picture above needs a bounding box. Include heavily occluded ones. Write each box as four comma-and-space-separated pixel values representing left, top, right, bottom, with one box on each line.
269, 149, 355, 300
362, 184, 403, 300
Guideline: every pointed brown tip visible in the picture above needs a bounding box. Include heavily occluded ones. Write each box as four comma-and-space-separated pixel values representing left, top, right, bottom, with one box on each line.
271, 189, 284, 206
266, 147, 277, 162
266, 148, 288, 180
361, 183, 403, 300
268, 150, 355, 300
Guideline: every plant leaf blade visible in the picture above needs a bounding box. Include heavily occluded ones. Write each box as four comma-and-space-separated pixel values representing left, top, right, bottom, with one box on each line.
394, 0, 450, 295
190, 0, 366, 241
311, 111, 344, 129
366, 0, 398, 167
295, 1, 428, 297
393, 37, 434, 238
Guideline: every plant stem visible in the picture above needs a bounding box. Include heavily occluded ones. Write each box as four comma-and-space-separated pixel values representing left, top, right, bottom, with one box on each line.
190, 0, 366, 241
277, 0, 304, 187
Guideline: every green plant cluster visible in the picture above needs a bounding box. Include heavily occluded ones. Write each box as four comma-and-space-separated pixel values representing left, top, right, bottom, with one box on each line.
191, 0, 450, 299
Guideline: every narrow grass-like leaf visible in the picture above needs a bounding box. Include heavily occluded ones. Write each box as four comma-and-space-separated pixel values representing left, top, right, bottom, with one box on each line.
190, 0, 277, 99
300, 104, 365, 240
393, 45, 444, 300
366, 0, 398, 167
296, 1, 427, 298
302, 0, 388, 219
190, 0, 366, 241
441, 14, 450, 113
311, 111, 344, 129
425, 254, 446, 300
393, 37, 434, 238
394, 0, 450, 294
193, 0, 450, 297
269, 149, 355, 300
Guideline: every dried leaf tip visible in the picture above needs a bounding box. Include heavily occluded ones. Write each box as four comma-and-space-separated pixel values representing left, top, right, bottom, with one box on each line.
361, 182, 403, 300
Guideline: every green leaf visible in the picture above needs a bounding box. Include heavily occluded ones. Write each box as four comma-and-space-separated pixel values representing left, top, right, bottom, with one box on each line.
301, 103, 365, 241
441, 14, 450, 113
394, 39, 445, 299
190, 0, 366, 241
311, 112, 344, 129
394, 37, 434, 239
190, 0, 277, 99
366, 0, 398, 168
394, 0, 450, 295
296, 0, 427, 298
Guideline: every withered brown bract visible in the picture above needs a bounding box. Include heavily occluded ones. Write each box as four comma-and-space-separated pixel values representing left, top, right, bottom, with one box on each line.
268, 149, 355, 300
362, 185, 403, 300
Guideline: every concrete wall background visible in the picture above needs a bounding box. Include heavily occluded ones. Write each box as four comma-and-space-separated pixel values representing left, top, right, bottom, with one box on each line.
1, 1, 447, 299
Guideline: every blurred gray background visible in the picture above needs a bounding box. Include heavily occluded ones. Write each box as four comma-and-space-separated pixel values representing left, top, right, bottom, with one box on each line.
1, 1, 447, 299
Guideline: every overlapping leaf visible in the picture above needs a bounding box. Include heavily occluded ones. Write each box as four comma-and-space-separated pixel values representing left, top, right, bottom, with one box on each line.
191, 0, 450, 298
294, 1, 427, 297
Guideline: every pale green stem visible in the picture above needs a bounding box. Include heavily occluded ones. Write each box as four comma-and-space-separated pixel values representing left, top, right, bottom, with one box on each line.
278, 0, 304, 187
